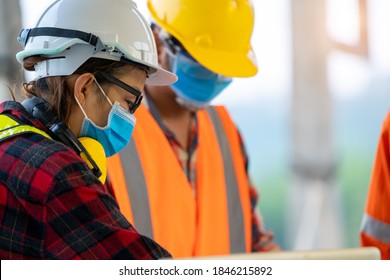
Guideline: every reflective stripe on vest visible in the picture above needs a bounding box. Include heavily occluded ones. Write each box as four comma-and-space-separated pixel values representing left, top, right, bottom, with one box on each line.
0, 114, 51, 142
107, 105, 251, 257
118, 139, 154, 239
361, 214, 390, 243
205, 107, 247, 253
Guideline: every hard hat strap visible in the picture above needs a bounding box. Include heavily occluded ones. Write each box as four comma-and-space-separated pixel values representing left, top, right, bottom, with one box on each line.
18, 27, 101, 48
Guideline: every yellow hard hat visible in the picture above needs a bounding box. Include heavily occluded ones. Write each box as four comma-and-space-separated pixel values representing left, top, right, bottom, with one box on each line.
79, 137, 107, 184
147, 0, 258, 77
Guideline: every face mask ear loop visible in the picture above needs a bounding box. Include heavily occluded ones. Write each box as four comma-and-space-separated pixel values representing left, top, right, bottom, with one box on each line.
74, 94, 89, 119
93, 76, 114, 107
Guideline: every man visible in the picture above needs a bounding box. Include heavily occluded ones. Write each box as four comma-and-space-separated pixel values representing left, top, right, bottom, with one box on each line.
360, 112, 390, 259
107, 0, 279, 258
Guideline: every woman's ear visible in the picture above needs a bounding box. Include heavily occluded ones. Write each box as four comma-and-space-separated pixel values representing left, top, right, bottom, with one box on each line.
73, 73, 95, 105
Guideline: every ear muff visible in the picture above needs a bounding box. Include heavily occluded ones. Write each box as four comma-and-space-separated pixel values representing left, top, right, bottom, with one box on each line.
79, 137, 107, 184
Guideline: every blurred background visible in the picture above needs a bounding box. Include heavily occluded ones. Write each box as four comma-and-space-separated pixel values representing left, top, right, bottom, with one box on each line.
1, 0, 389, 250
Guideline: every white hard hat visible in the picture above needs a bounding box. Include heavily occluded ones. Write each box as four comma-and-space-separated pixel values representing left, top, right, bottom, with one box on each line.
16, 0, 177, 86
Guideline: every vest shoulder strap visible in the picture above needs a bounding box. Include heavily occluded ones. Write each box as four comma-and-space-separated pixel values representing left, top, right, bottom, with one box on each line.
0, 114, 52, 143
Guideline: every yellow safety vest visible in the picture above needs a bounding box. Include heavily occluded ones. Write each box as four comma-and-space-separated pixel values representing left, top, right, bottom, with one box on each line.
0, 114, 51, 142
107, 105, 252, 258
0, 113, 107, 184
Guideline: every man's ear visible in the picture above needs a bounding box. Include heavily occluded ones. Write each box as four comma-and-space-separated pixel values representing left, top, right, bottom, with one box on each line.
151, 24, 166, 59
151, 28, 170, 70
74, 73, 95, 105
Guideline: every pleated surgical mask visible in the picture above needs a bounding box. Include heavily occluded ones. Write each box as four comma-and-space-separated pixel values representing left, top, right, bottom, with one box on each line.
167, 49, 232, 110
75, 79, 136, 157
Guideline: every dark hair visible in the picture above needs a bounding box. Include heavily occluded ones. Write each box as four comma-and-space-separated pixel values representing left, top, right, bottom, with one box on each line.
22, 57, 132, 122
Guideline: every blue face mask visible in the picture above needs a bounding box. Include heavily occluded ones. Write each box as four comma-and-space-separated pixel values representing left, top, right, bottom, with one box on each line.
75, 80, 136, 157
167, 49, 232, 110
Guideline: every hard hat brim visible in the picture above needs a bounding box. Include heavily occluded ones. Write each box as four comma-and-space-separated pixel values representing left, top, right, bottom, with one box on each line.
147, 66, 178, 86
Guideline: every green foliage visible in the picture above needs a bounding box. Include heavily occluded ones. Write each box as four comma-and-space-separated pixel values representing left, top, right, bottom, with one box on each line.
253, 151, 373, 251
337, 152, 373, 247
254, 170, 289, 249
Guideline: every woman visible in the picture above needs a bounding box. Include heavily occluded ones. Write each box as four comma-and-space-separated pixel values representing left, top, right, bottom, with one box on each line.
0, 0, 176, 259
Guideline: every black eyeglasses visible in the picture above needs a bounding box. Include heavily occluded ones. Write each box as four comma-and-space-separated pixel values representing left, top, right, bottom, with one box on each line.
96, 72, 143, 114
162, 36, 197, 62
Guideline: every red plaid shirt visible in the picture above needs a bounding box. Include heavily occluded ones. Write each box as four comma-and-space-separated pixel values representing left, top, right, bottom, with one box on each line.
147, 98, 279, 252
0, 101, 171, 259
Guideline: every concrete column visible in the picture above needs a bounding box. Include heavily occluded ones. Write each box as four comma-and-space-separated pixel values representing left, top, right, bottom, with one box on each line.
0, 0, 22, 101
288, 0, 344, 250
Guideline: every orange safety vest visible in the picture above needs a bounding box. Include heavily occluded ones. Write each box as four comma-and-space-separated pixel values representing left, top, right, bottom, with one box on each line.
360, 111, 390, 259
107, 104, 252, 258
